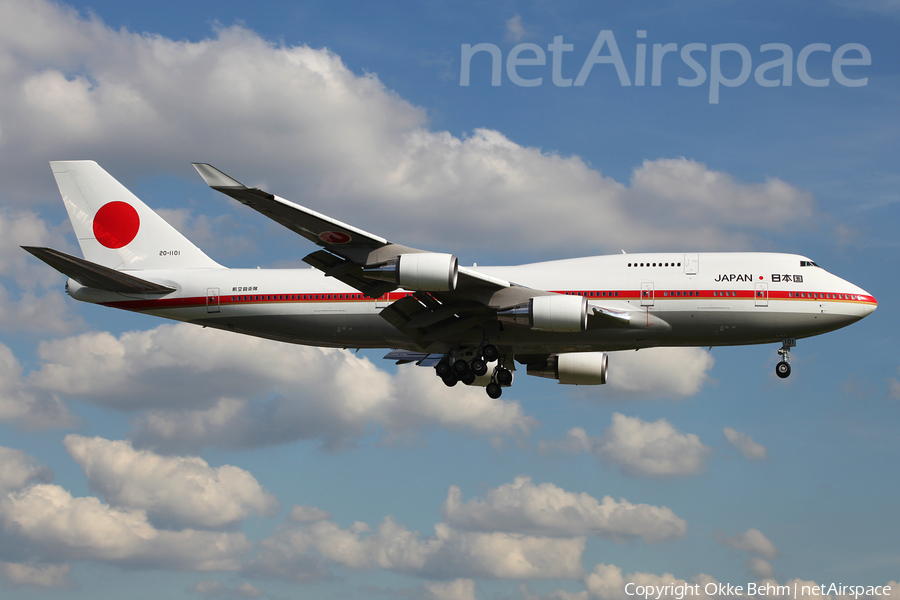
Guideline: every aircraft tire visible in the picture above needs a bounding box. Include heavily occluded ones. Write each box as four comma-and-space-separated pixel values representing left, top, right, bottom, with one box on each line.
775, 361, 791, 378
453, 359, 470, 376
486, 382, 502, 399
496, 368, 513, 386
471, 358, 487, 376
482, 344, 499, 361
442, 374, 459, 387
436, 361, 452, 377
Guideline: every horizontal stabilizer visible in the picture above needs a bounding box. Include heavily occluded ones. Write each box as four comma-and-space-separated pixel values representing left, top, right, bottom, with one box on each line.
22, 247, 176, 294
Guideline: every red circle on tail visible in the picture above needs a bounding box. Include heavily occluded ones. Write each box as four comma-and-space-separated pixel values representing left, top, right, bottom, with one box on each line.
93, 201, 140, 249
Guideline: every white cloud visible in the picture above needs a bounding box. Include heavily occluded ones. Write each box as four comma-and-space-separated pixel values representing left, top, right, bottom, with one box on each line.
247, 516, 584, 582
538, 426, 595, 456
0, 561, 71, 589
888, 368, 900, 399
0, 210, 83, 335
519, 587, 589, 600
723, 427, 768, 460
0, 446, 53, 494
0, 483, 251, 570
0, 285, 83, 335
27, 323, 535, 451
423, 578, 478, 600
629, 158, 815, 234
154, 208, 259, 261
716, 528, 780, 579
0, 0, 816, 258
0, 341, 75, 429
0, 444, 263, 581
748, 557, 775, 579
63, 435, 280, 529
539, 414, 710, 477
606, 348, 715, 398
718, 528, 780, 560
505, 15, 528, 42
583, 563, 720, 600
288, 505, 332, 523
442, 476, 687, 543
187, 580, 264, 598
596, 414, 710, 477
248, 476, 690, 584
0, 210, 71, 285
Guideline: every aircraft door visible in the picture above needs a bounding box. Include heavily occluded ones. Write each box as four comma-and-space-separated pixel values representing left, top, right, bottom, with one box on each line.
755, 282, 768, 307
641, 282, 655, 307
684, 254, 699, 275
207, 287, 220, 313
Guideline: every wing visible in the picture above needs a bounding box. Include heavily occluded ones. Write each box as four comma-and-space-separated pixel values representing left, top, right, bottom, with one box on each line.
192, 163, 414, 265
194, 163, 633, 350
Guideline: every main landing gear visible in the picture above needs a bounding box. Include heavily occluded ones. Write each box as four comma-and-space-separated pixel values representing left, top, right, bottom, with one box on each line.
435, 344, 512, 398
775, 338, 795, 379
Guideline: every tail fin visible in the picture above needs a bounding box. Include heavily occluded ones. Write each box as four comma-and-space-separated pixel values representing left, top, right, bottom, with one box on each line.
50, 161, 222, 271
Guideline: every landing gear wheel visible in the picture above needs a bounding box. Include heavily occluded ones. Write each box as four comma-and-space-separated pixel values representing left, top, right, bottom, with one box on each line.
461, 372, 476, 385
436, 360, 452, 378
470, 358, 488, 376
453, 359, 470, 376
775, 338, 795, 379
775, 361, 791, 379
496, 368, 512, 386
482, 344, 499, 362
442, 374, 459, 387
486, 382, 502, 399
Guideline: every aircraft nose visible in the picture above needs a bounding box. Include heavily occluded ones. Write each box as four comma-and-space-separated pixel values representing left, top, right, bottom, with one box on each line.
860, 291, 877, 317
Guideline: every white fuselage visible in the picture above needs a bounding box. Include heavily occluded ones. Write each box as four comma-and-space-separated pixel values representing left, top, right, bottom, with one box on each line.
67, 252, 877, 354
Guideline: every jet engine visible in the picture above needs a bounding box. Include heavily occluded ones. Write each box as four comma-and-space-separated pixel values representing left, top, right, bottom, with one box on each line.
497, 294, 588, 332
364, 253, 458, 291
527, 352, 608, 385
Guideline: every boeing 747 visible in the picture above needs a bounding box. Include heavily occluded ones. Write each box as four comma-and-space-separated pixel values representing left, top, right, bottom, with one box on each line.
24, 161, 877, 398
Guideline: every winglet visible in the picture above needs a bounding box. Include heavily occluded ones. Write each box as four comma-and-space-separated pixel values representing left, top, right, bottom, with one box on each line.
192, 163, 246, 189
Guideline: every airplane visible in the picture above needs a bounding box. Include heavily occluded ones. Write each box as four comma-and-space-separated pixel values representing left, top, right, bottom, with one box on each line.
23, 161, 877, 399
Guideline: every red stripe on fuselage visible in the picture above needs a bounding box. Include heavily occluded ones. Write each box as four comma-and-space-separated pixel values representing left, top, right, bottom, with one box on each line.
99, 289, 877, 312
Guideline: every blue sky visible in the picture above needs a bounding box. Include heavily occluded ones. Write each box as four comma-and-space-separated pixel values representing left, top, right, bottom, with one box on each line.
0, 1, 898, 599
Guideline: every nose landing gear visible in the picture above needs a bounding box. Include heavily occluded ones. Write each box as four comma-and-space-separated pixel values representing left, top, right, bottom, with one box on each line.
776, 338, 795, 379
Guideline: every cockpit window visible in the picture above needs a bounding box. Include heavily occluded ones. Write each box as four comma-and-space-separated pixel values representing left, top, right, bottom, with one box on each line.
800, 260, 821, 268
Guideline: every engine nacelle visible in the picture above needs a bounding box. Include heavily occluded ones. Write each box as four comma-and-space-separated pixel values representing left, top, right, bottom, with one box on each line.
398, 253, 458, 291
527, 352, 608, 385
497, 294, 588, 332
364, 253, 458, 291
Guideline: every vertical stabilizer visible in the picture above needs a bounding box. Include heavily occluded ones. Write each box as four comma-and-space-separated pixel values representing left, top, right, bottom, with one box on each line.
50, 161, 222, 271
